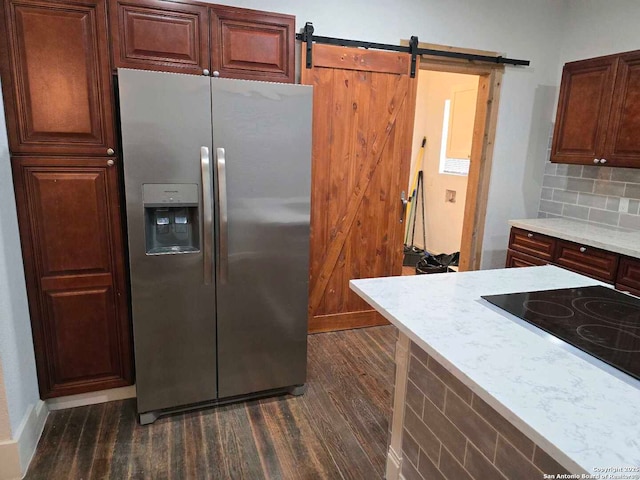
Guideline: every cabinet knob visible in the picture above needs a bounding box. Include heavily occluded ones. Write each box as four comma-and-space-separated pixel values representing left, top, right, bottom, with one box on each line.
212, 70, 220, 77
107, 159, 115, 167
107, 148, 115, 156
203, 69, 210, 76
600, 158, 607, 164
579, 246, 587, 253
593, 158, 600, 164
527, 233, 533, 238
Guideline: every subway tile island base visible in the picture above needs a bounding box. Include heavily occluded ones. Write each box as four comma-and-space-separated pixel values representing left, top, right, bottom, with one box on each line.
350, 266, 640, 480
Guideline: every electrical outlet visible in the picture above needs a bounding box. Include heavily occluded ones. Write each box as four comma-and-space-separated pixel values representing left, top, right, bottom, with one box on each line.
445, 189, 456, 203
619, 197, 630, 213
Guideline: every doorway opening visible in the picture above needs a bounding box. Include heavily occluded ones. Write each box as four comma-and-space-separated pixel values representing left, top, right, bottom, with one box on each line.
402, 43, 504, 274
402, 70, 480, 275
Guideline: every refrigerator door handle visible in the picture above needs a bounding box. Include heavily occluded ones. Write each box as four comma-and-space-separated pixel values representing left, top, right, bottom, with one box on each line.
216, 147, 228, 284
201, 146, 213, 285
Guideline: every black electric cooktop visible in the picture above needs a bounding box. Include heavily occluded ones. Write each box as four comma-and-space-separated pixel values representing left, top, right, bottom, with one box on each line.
482, 286, 640, 382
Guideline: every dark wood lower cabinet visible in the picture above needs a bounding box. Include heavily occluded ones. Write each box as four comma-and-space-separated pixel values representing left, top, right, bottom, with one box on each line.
506, 227, 640, 298
12, 156, 132, 397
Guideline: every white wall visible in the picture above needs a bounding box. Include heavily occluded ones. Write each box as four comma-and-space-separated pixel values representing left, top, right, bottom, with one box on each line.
0, 81, 40, 437
559, 0, 640, 66
206, 0, 568, 268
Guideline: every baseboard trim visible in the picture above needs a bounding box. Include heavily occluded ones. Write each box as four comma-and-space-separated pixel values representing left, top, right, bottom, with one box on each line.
309, 309, 389, 333
0, 399, 48, 480
46, 385, 136, 411
386, 446, 402, 480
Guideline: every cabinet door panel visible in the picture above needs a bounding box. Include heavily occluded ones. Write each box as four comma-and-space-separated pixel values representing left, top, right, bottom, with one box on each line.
46, 286, 120, 383
0, 0, 116, 155
110, 0, 209, 75
616, 256, 640, 292
210, 6, 294, 83
13, 157, 132, 398
550, 56, 617, 164
28, 171, 111, 275
603, 52, 640, 167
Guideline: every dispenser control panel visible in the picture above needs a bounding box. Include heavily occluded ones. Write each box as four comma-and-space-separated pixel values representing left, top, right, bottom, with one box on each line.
143, 183, 198, 206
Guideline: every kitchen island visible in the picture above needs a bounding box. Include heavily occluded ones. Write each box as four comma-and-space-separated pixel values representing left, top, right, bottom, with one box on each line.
351, 266, 640, 480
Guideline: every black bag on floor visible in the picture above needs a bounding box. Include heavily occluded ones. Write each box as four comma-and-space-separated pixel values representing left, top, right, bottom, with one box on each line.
403, 245, 426, 266
415, 255, 453, 274
432, 251, 460, 267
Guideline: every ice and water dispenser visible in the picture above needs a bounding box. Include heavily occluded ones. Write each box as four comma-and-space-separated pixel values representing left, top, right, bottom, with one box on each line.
143, 184, 199, 254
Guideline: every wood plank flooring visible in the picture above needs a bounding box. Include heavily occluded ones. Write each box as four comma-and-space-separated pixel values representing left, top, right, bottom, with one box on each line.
26, 326, 397, 480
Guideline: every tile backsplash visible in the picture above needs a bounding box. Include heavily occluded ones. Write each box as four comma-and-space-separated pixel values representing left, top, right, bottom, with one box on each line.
538, 163, 640, 231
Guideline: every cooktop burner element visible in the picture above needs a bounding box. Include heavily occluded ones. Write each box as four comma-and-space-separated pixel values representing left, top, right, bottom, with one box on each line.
482, 285, 640, 381
572, 297, 640, 328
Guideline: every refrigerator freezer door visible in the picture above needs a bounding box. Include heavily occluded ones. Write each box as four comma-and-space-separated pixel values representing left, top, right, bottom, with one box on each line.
211, 78, 312, 398
118, 69, 217, 414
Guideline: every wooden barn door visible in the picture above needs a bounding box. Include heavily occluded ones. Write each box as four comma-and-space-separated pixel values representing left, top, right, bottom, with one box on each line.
302, 44, 418, 333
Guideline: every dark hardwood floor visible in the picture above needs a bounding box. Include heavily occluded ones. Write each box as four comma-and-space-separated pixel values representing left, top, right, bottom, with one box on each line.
26, 326, 397, 479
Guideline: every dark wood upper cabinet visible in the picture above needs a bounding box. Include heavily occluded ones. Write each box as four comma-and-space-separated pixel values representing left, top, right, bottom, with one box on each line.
108, 1, 295, 83
109, 0, 210, 75
0, 0, 117, 156
551, 49, 640, 168
550, 56, 617, 165
12, 157, 132, 397
210, 6, 294, 83
603, 52, 640, 167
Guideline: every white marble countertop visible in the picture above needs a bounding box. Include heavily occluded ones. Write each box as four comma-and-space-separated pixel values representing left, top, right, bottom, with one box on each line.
350, 266, 640, 474
510, 217, 640, 259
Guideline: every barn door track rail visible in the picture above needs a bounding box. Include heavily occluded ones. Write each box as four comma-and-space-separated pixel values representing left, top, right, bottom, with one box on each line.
297, 22, 530, 77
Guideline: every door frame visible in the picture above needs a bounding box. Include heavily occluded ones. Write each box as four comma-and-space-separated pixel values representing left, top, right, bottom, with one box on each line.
405, 41, 504, 271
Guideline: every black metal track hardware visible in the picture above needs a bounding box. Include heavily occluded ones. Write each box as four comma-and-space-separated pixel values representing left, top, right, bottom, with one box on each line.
302, 22, 314, 70
296, 23, 530, 77
409, 36, 418, 78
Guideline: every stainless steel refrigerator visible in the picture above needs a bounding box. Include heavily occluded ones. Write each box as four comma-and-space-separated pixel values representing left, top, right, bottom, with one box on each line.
117, 69, 312, 424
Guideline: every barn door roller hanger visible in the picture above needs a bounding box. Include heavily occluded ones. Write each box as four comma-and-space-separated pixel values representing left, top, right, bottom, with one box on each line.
297, 22, 530, 78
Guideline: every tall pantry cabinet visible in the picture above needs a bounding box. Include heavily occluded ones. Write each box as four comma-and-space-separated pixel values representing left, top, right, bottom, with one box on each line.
0, 0, 132, 397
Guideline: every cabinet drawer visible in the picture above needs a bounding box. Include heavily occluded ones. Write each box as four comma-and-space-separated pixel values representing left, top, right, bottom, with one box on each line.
555, 240, 619, 282
616, 256, 640, 291
505, 249, 547, 268
508, 228, 556, 260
